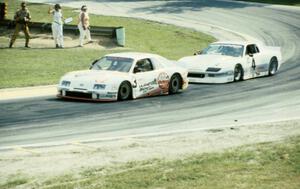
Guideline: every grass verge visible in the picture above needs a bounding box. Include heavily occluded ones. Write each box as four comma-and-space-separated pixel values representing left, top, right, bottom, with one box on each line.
0, 174, 29, 189
2, 136, 299, 189
0, 0, 214, 88
236, 0, 300, 6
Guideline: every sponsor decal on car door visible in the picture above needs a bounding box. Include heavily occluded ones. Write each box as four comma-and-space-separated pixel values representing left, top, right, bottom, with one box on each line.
245, 44, 261, 78
132, 58, 160, 98
245, 44, 266, 78
157, 72, 170, 94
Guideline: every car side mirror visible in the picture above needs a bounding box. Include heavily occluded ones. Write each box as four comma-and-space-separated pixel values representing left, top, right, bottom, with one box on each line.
134, 67, 142, 73
248, 53, 253, 57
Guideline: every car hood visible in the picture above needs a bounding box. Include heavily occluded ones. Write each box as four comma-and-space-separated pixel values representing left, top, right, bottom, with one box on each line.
64, 70, 129, 80
60, 70, 130, 89
178, 54, 240, 71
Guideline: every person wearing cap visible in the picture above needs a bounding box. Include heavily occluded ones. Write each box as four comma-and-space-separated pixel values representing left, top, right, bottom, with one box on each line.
9, 1, 31, 48
78, 5, 92, 47
48, 4, 64, 48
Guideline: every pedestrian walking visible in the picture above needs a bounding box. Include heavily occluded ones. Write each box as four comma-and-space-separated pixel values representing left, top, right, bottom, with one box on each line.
78, 5, 92, 47
9, 1, 31, 48
48, 4, 64, 48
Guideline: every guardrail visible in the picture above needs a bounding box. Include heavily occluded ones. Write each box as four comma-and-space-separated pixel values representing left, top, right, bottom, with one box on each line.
0, 19, 125, 46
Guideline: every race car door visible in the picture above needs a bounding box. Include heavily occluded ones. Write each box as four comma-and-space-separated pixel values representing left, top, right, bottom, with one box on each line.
132, 58, 160, 98
245, 44, 266, 78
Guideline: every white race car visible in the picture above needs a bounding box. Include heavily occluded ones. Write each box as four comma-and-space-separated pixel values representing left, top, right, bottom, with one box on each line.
57, 52, 188, 101
178, 41, 282, 83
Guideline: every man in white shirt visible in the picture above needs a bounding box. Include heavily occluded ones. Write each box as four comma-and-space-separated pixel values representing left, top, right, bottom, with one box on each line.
48, 4, 64, 48
78, 5, 92, 47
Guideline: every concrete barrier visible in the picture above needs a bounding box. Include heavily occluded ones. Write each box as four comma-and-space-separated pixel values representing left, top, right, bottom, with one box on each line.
116, 27, 125, 46
0, 19, 125, 45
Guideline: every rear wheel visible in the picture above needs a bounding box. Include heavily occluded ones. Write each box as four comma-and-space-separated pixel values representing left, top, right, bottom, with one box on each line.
118, 81, 132, 101
268, 58, 278, 76
234, 64, 243, 81
169, 74, 181, 94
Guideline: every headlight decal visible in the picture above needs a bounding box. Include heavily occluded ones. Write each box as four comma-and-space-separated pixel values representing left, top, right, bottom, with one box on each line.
93, 84, 106, 90
61, 80, 71, 87
226, 70, 234, 75
206, 67, 221, 72
207, 70, 233, 77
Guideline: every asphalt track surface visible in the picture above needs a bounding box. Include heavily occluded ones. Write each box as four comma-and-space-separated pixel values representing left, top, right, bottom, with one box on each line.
1, 0, 300, 149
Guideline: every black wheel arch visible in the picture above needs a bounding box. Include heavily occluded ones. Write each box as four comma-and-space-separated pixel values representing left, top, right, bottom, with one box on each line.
234, 63, 244, 80
271, 56, 278, 62
269, 56, 279, 76
118, 80, 133, 100
171, 72, 184, 89
235, 63, 244, 71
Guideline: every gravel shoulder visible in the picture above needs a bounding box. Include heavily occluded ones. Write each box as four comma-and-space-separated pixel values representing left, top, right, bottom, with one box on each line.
0, 85, 56, 101
1, 0, 299, 186
0, 119, 299, 184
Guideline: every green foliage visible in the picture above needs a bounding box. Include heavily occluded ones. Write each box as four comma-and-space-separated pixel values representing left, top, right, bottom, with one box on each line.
0, 49, 115, 88
0, 174, 29, 188
3, 136, 298, 189
0, 0, 214, 88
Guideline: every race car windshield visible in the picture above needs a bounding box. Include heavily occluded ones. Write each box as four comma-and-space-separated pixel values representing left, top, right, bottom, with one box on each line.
201, 44, 244, 57
91, 56, 134, 72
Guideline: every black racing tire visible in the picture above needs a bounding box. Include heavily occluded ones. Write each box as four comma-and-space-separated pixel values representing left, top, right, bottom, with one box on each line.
234, 64, 243, 82
118, 81, 132, 101
268, 57, 278, 76
169, 74, 181, 94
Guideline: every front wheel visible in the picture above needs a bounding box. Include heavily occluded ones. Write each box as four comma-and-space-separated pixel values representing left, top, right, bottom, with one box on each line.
169, 74, 181, 94
118, 81, 132, 101
234, 65, 243, 81
268, 58, 278, 76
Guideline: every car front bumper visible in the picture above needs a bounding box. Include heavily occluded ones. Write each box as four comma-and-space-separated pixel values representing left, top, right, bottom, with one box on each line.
57, 88, 118, 101
188, 72, 234, 84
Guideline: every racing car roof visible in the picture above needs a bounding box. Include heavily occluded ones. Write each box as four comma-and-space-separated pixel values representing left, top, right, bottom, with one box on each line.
212, 41, 263, 46
104, 52, 163, 61
212, 41, 249, 46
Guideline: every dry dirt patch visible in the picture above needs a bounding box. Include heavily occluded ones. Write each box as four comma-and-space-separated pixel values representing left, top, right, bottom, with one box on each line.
0, 119, 299, 184
0, 29, 118, 50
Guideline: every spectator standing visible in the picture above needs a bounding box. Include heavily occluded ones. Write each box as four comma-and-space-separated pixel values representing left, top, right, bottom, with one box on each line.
9, 1, 31, 48
48, 4, 64, 48
78, 5, 92, 47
